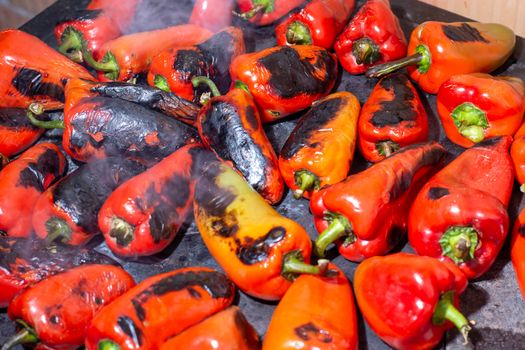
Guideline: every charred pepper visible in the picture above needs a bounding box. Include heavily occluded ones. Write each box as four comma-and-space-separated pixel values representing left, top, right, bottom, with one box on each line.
312, 142, 445, 261
367, 21, 516, 94
263, 263, 358, 350
85, 267, 235, 350
335, 0, 407, 74
358, 73, 428, 162
437, 73, 525, 147
236, 0, 306, 26
0, 142, 66, 238
511, 209, 525, 299
511, 122, 525, 190
194, 159, 328, 300
230, 45, 338, 122
0, 108, 49, 158
279, 91, 360, 199
354, 253, 472, 350
275, 0, 355, 49
189, 0, 234, 32
408, 137, 513, 279
3, 264, 134, 350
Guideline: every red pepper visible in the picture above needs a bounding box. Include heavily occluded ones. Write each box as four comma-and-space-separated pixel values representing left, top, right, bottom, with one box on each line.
85, 267, 235, 350
54, 0, 139, 61
237, 0, 306, 26
511, 122, 525, 190
311, 142, 445, 261
511, 209, 525, 299
0, 29, 94, 110
189, 0, 234, 32
437, 73, 525, 147
230, 45, 338, 122
334, 0, 407, 75
263, 263, 358, 350
0, 142, 65, 238
98, 144, 198, 257
354, 253, 472, 350
408, 137, 513, 279
81, 24, 212, 81
4, 264, 134, 350
275, 0, 355, 49
358, 73, 429, 162
0, 108, 48, 158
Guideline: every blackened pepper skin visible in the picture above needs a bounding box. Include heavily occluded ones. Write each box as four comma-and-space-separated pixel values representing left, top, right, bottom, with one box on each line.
32, 157, 148, 246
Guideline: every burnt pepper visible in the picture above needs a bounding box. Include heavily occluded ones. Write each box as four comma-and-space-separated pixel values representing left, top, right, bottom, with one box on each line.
511, 121, 525, 190
275, 0, 355, 49
311, 142, 445, 261
408, 136, 513, 279
85, 267, 235, 350
189, 0, 234, 32
358, 73, 429, 162
32, 157, 148, 246
0, 142, 66, 238
279, 91, 360, 199
0, 237, 117, 308
4, 264, 135, 350
511, 209, 525, 299
354, 253, 472, 350
98, 144, 198, 258
367, 21, 516, 94
0, 108, 49, 158
437, 73, 525, 147
236, 0, 306, 26
263, 263, 358, 350
334, 0, 407, 75
194, 158, 328, 300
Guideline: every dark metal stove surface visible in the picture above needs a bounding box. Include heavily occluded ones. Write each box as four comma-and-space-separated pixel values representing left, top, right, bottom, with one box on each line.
1, 0, 524, 349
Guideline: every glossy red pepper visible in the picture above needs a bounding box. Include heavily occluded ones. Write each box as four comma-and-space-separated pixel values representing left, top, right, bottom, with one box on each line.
437, 73, 525, 147
236, 0, 306, 26
334, 0, 406, 74
0, 108, 48, 158
358, 73, 429, 162
54, 0, 139, 61
98, 144, 198, 258
511, 209, 525, 299
311, 142, 445, 261
354, 253, 472, 350
85, 267, 235, 350
408, 137, 513, 279
0, 142, 65, 238
4, 264, 134, 350
275, 0, 355, 49
189, 0, 234, 32
263, 263, 358, 350
511, 121, 525, 190
230, 45, 338, 122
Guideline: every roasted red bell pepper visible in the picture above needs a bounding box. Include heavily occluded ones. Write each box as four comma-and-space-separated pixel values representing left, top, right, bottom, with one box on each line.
194, 78, 284, 204
236, 0, 306, 26
279, 91, 360, 199
275, 0, 355, 49
367, 21, 516, 94
311, 142, 445, 261
334, 0, 407, 75
0, 237, 117, 308
54, 0, 139, 61
4, 264, 134, 350
82, 24, 212, 81
511, 209, 525, 299
0, 142, 66, 238
148, 27, 245, 102
511, 122, 525, 190
98, 144, 198, 258
437, 73, 525, 147
230, 45, 338, 122
194, 159, 328, 300
358, 73, 429, 162
160, 306, 260, 349
408, 136, 513, 279
0, 108, 48, 158
189, 0, 234, 32
263, 263, 358, 350
32, 157, 147, 246
85, 267, 235, 350
0, 29, 94, 110
354, 253, 472, 350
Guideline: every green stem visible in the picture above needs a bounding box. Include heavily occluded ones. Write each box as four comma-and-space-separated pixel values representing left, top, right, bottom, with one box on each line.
451, 102, 488, 143
26, 104, 64, 129
45, 217, 72, 244
109, 217, 135, 247
314, 213, 354, 257
236, 0, 274, 20
366, 44, 431, 78
286, 21, 312, 45
281, 250, 329, 281
234, 80, 250, 94
432, 291, 472, 345
58, 27, 84, 62
191, 76, 221, 97
376, 140, 400, 157
154, 74, 170, 92
98, 339, 122, 350
82, 49, 120, 80
1, 323, 38, 350
293, 170, 320, 199
352, 37, 381, 65
439, 226, 479, 264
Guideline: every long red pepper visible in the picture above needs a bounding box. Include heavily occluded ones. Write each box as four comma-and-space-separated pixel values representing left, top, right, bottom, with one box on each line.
408, 137, 514, 279
511, 122, 525, 190
189, 0, 234, 32
511, 209, 525, 299
0, 108, 47, 158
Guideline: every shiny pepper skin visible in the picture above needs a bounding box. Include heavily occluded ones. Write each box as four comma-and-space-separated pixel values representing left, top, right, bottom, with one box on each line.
511, 121, 525, 188
511, 209, 525, 299
0, 108, 49, 158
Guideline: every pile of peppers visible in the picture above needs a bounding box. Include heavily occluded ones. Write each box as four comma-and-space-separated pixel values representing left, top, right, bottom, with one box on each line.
0, 0, 524, 349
